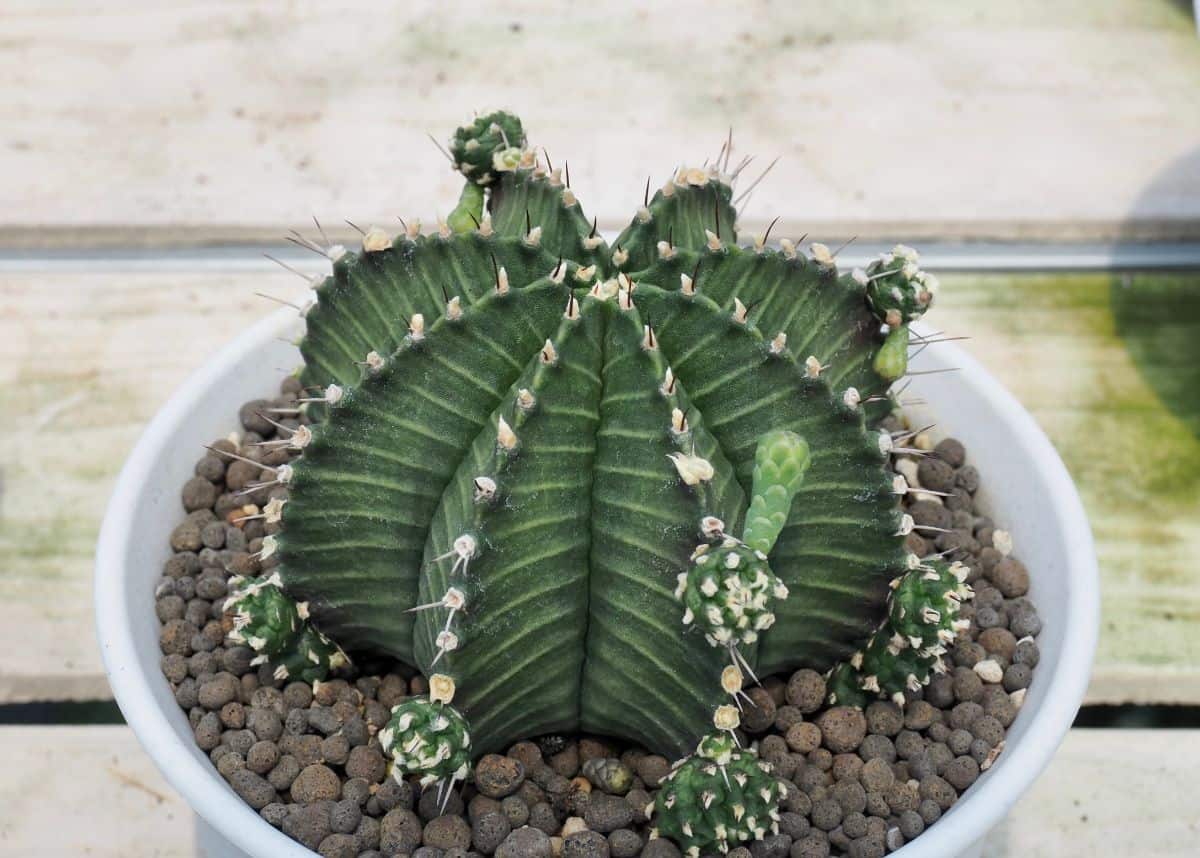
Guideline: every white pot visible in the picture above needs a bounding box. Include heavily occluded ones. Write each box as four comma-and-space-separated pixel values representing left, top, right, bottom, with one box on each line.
96, 309, 1099, 858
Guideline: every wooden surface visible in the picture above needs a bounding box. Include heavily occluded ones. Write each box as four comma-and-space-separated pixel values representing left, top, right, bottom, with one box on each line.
3, 1, 1200, 245
3, 265, 1198, 703
1, 726, 1193, 856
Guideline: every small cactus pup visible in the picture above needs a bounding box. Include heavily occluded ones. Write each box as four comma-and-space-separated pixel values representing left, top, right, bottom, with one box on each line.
827, 557, 975, 708
378, 673, 471, 807
225, 571, 348, 683
237, 108, 961, 833
853, 244, 939, 382
652, 732, 787, 857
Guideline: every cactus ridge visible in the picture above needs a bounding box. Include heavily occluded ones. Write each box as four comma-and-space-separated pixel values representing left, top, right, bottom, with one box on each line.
266, 112, 944, 773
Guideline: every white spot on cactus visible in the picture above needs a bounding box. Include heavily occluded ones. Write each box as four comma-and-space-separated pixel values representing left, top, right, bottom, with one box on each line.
896, 514, 914, 536
574, 264, 597, 283
636, 206, 652, 224
656, 240, 676, 260
612, 246, 629, 267
705, 229, 722, 252
438, 219, 451, 239
879, 432, 895, 455
435, 629, 459, 653
517, 388, 536, 411
851, 267, 868, 286
843, 387, 861, 409
562, 188, 577, 207
495, 266, 510, 295
667, 452, 714, 485
276, 463, 294, 484
478, 214, 494, 237
327, 244, 347, 262
262, 497, 287, 524
497, 416, 518, 450
660, 367, 676, 396
642, 325, 657, 351
713, 704, 740, 731
618, 287, 635, 312
724, 552, 741, 570
701, 516, 725, 538
473, 477, 497, 503
582, 235, 603, 250
805, 356, 823, 378
429, 674, 456, 704
364, 350, 385, 372
564, 294, 580, 321
779, 239, 797, 260
671, 407, 688, 435
289, 425, 313, 451
680, 272, 695, 296
362, 227, 391, 252
405, 220, 422, 239
810, 242, 834, 267
721, 665, 743, 694
492, 147, 522, 172
408, 315, 426, 343
446, 296, 463, 322
540, 339, 558, 365
524, 225, 543, 247
769, 332, 787, 355
732, 298, 748, 324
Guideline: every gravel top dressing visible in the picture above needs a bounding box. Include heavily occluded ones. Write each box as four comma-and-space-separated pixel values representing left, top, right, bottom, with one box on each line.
155, 378, 1041, 858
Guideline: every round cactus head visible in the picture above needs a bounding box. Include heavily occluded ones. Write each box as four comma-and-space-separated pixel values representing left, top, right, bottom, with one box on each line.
856, 244, 937, 328
225, 573, 347, 683
379, 692, 472, 787
450, 110, 528, 185
653, 735, 787, 857
676, 537, 788, 648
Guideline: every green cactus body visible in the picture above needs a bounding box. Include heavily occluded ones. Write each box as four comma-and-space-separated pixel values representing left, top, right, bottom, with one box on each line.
652, 733, 787, 857
268, 112, 943, 769
858, 244, 937, 329
613, 167, 738, 272
450, 110, 527, 185
827, 558, 974, 707
379, 696, 472, 787
225, 572, 347, 683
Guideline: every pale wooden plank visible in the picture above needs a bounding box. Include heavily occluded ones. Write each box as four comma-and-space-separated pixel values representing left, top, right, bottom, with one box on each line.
0, 726, 191, 857
2, 1, 1200, 245
4, 266, 1200, 702
0, 727, 1192, 855
981, 729, 1200, 857
923, 272, 1200, 704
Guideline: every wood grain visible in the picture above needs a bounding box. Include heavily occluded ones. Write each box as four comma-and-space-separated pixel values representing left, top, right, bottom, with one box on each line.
2, 1, 1200, 245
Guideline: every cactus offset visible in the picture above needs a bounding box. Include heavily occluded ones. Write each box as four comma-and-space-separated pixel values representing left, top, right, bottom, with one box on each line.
235, 110, 959, 830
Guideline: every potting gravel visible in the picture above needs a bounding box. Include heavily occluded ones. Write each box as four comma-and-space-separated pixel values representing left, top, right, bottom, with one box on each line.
156, 377, 1042, 858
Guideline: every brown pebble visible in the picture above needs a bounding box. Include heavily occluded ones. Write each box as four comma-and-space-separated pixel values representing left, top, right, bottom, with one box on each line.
786, 722, 822, 754
290, 764, 341, 803
816, 707, 867, 754
989, 557, 1030, 598
786, 669, 826, 713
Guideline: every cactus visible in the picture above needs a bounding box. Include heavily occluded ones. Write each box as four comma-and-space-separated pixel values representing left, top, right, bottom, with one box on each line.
237, 111, 958, 830
827, 558, 974, 708
652, 732, 787, 857
225, 572, 348, 683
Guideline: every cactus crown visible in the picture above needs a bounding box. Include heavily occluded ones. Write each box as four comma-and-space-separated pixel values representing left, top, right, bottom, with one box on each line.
226, 111, 955, 855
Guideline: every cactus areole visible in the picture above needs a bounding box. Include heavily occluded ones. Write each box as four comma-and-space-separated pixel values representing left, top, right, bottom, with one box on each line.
227, 111, 967, 854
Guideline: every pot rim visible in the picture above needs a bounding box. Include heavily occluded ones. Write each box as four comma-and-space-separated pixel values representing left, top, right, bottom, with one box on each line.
95, 308, 1099, 857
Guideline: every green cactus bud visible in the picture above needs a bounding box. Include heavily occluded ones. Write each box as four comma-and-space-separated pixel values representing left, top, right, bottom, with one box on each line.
653, 735, 787, 857
379, 695, 472, 787
446, 182, 485, 234
873, 324, 909, 382
742, 430, 811, 555
858, 244, 937, 328
225, 573, 347, 683
676, 537, 788, 648
450, 110, 527, 185
828, 558, 974, 706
